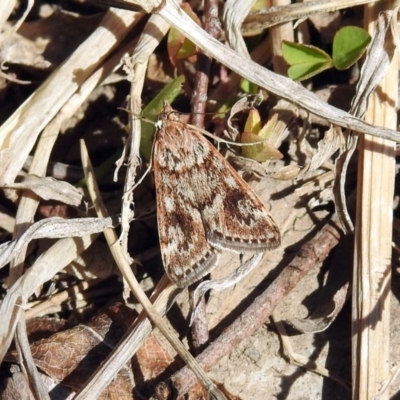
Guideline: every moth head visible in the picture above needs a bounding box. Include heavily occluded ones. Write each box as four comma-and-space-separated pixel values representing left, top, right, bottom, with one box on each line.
159, 101, 180, 122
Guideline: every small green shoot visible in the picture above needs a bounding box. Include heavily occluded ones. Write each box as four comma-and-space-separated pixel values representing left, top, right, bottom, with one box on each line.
282, 26, 371, 81
282, 41, 332, 81
332, 26, 371, 70
241, 109, 283, 162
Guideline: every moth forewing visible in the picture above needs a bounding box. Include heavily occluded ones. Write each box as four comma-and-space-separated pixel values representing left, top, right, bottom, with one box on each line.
153, 103, 280, 287
194, 138, 281, 252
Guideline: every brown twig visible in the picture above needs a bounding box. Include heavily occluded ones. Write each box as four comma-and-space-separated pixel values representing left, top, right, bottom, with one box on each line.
154, 213, 343, 398
190, 0, 221, 128
189, 291, 209, 351
189, 0, 221, 349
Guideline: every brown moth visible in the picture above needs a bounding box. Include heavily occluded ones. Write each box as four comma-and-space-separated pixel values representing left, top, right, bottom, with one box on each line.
153, 103, 280, 287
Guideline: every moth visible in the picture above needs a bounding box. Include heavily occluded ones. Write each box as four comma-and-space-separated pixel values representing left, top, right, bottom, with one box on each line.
153, 103, 281, 287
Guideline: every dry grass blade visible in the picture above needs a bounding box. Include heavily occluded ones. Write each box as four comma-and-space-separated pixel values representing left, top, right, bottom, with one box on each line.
0, 216, 120, 269
352, 3, 398, 399
222, 0, 256, 57
242, 0, 378, 32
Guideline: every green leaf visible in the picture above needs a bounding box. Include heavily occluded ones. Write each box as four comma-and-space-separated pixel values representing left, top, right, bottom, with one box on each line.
251, 0, 267, 11
287, 61, 332, 81
213, 102, 232, 119
140, 75, 185, 161
244, 109, 261, 134
168, 27, 197, 60
167, 4, 200, 64
142, 75, 185, 121
240, 78, 258, 94
282, 41, 331, 65
282, 41, 333, 81
332, 26, 371, 70
241, 112, 283, 162
241, 132, 283, 162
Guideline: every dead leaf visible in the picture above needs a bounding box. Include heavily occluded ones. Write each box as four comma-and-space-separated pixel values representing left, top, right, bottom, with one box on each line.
3, 175, 83, 207
29, 303, 136, 396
